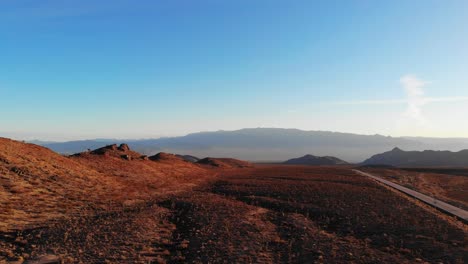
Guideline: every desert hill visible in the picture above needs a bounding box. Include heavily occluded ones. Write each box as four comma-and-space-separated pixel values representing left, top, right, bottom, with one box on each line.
70, 145, 212, 202
74, 143, 147, 160
197, 157, 253, 168
0, 139, 214, 232
0, 138, 120, 231
176, 154, 200, 163
149, 152, 186, 162
284, 154, 349, 165
361, 147, 468, 167
0, 138, 260, 262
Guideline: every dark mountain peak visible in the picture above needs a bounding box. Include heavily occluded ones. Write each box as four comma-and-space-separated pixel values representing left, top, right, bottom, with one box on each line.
391, 147, 403, 152
284, 154, 348, 165
323, 156, 343, 161
362, 148, 468, 167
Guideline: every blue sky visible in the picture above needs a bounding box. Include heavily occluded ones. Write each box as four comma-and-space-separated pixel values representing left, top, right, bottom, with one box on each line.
1, 0, 468, 140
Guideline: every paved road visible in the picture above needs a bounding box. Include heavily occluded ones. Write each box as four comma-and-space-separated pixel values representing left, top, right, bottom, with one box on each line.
353, 169, 468, 222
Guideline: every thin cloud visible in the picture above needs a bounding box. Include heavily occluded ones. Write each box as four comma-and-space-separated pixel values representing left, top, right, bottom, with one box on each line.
331, 96, 468, 105
400, 74, 428, 123
425, 96, 468, 103
328, 76, 468, 115
330, 75, 468, 135
330, 99, 406, 105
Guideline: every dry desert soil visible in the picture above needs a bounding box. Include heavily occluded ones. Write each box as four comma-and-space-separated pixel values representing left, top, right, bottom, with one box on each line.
0, 138, 467, 263
361, 167, 468, 211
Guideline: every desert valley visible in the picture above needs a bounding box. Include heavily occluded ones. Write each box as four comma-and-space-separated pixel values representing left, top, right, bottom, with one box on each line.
0, 137, 466, 263
2, 1, 468, 263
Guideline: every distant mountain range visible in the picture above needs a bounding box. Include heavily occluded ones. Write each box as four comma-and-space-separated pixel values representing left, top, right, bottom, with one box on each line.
32, 128, 468, 162
284, 155, 349, 165
361, 147, 468, 167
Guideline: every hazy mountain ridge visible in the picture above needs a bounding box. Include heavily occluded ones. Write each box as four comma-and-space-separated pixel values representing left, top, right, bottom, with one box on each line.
362, 147, 468, 167
35, 128, 468, 162
284, 154, 349, 165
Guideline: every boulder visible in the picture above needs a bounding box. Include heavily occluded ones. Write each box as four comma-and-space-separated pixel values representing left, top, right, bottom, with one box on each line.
121, 154, 132, 161
118, 144, 130, 152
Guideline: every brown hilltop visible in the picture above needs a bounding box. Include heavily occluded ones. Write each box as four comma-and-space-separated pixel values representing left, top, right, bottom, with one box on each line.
0, 137, 119, 231
197, 157, 253, 168
149, 152, 186, 162
70, 145, 210, 202
149, 152, 254, 169
0, 138, 213, 232
74, 143, 146, 160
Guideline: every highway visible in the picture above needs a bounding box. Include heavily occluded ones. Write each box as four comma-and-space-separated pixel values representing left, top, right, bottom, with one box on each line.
353, 169, 468, 222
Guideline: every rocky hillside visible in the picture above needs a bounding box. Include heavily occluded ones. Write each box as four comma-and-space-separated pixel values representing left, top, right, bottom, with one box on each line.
0, 138, 119, 231
0, 138, 259, 262
0, 139, 214, 232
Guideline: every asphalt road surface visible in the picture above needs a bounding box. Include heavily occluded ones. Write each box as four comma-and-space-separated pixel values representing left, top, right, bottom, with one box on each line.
353, 169, 468, 222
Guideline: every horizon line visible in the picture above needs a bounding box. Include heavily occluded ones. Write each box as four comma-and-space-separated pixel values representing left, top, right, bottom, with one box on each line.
3, 127, 468, 143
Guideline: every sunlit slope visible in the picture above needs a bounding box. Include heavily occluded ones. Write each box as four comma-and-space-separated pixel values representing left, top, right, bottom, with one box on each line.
0, 139, 212, 231
0, 138, 119, 231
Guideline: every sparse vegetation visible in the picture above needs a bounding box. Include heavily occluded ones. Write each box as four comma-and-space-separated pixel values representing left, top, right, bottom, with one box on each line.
361, 167, 468, 210
0, 139, 466, 263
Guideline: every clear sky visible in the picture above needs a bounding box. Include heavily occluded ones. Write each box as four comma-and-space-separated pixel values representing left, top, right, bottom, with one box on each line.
1, 0, 468, 140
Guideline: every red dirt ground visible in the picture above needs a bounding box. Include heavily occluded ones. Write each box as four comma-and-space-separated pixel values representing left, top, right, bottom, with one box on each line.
0, 139, 466, 263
